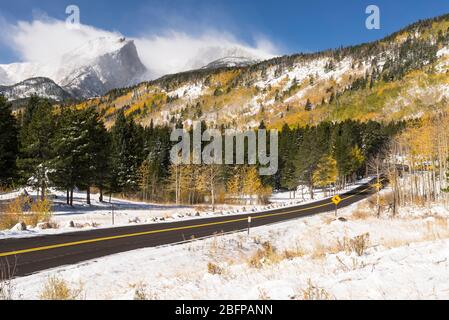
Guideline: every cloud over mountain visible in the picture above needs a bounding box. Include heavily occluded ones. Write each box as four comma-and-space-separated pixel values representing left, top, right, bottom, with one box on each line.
0, 17, 279, 80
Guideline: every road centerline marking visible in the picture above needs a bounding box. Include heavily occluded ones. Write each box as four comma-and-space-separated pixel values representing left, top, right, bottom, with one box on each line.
0, 184, 373, 258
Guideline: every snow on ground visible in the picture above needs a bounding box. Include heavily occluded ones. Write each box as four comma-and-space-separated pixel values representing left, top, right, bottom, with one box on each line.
0, 189, 263, 239
7, 188, 449, 300
270, 176, 373, 205
0, 178, 374, 239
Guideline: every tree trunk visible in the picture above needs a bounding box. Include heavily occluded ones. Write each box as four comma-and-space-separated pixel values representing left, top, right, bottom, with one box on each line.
87, 186, 91, 205
41, 182, 46, 201
66, 189, 70, 205
211, 185, 215, 212
309, 182, 314, 200
99, 187, 103, 203
70, 188, 74, 206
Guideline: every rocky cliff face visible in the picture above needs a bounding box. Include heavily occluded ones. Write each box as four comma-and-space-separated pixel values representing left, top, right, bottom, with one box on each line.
0, 37, 148, 100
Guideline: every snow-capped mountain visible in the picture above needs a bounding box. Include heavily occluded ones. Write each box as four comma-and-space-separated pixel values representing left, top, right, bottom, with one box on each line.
0, 37, 147, 100
0, 77, 73, 102
56, 37, 147, 98
201, 56, 259, 69
186, 46, 271, 71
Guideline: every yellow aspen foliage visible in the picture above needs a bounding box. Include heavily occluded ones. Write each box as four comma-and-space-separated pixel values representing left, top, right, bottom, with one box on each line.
242, 166, 264, 196
312, 155, 338, 188
350, 146, 365, 173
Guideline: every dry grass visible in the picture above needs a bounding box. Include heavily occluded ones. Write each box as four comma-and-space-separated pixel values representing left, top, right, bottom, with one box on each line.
0, 196, 53, 230
424, 217, 449, 241
338, 233, 370, 256
310, 239, 342, 260
258, 288, 271, 300
40, 276, 84, 300
247, 241, 305, 268
207, 262, 224, 275
351, 208, 372, 220
0, 258, 16, 300
247, 241, 278, 268
131, 282, 159, 300
292, 279, 333, 300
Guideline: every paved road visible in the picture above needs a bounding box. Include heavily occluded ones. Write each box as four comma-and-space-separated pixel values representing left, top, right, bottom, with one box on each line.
0, 180, 377, 277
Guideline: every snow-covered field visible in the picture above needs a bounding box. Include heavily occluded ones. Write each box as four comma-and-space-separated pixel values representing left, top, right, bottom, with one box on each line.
6, 188, 449, 300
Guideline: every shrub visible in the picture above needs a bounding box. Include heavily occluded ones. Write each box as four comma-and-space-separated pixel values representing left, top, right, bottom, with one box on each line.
299, 279, 333, 300
0, 196, 53, 230
0, 196, 30, 230
132, 283, 158, 300
207, 262, 223, 275
134, 284, 148, 300
40, 276, 83, 300
29, 198, 53, 226
247, 241, 282, 268
339, 233, 370, 256
0, 259, 15, 300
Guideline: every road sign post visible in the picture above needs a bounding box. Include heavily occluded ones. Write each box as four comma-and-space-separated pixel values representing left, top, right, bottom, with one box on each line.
332, 195, 342, 217
248, 216, 252, 235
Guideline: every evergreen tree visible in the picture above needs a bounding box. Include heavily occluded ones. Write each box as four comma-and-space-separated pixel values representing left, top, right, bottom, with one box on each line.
110, 110, 141, 195
0, 96, 18, 187
17, 98, 55, 198
82, 107, 110, 204
50, 108, 89, 205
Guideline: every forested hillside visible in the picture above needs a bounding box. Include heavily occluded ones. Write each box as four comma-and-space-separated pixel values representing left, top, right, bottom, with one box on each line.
0, 95, 399, 209
71, 13, 449, 129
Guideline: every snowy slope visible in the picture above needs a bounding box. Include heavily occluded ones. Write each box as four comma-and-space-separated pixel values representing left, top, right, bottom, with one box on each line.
202, 56, 259, 69
8, 192, 449, 300
186, 45, 270, 71
0, 77, 73, 101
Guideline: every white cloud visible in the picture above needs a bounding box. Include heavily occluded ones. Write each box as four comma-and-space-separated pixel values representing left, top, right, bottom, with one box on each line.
135, 31, 277, 77
0, 17, 279, 80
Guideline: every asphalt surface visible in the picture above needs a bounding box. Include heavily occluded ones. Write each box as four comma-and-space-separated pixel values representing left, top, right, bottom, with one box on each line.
0, 180, 377, 278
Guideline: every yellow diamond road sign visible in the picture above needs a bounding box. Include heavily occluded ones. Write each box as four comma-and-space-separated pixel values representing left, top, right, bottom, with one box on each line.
373, 182, 382, 190
332, 195, 342, 206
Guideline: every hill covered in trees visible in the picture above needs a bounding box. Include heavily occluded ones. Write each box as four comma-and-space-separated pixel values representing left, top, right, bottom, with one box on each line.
68, 13, 449, 129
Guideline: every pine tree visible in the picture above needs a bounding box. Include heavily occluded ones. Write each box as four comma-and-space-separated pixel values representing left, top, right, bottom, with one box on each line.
50, 108, 91, 205
81, 107, 110, 204
0, 96, 18, 187
17, 98, 55, 198
110, 110, 141, 196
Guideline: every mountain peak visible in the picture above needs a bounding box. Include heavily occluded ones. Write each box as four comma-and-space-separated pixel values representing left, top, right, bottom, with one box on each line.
60, 37, 135, 65
0, 36, 147, 100
0, 77, 73, 102
201, 56, 259, 70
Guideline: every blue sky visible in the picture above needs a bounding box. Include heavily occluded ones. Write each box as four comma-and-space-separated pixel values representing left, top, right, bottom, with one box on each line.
1, 0, 449, 64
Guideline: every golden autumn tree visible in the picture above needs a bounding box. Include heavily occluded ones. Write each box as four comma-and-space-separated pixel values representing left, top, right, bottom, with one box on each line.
312, 155, 338, 196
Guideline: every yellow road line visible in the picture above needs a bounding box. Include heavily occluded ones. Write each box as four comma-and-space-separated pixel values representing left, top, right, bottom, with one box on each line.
0, 184, 373, 258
